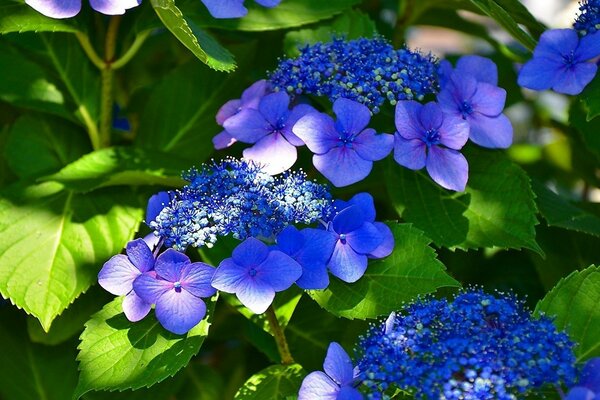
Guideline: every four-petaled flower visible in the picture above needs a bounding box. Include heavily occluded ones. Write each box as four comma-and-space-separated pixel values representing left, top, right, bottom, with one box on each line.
211, 237, 302, 313
298, 342, 363, 400
293, 98, 393, 187
565, 358, 600, 400
518, 29, 600, 95
201, 0, 281, 19
133, 249, 216, 335
26, 0, 140, 18
393, 101, 470, 192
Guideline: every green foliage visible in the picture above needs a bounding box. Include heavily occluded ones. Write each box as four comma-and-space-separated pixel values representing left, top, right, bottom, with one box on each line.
310, 223, 459, 319
234, 364, 305, 399
74, 296, 216, 398
580, 76, 600, 121
536, 265, 600, 361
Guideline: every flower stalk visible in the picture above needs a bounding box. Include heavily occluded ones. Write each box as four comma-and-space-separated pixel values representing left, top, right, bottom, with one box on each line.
266, 305, 294, 365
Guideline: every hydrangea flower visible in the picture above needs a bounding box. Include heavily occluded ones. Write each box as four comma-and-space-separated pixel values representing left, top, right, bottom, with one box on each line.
98, 238, 155, 322
565, 358, 600, 400
437, 56, 513, 149
26, 0, 140, 18
574, 0, 600, 36
213, 80, 271, 150
223, 92, 315, 174
393, 101, 470, 191
201, 0, 281, 19
211, 238, 302, 313
293, 98, 393, 187
518, 29, 600, 95
269, 36, 439, 113
357, 290, 577, 400
299, 342, 363, 400
133, 249, 216, 334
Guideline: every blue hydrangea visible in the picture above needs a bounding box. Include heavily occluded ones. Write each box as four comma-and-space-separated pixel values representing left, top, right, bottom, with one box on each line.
269, 36, 440, 113
149, 158, 333, 251
574, 0, 600, 36
356, 290, 577, 400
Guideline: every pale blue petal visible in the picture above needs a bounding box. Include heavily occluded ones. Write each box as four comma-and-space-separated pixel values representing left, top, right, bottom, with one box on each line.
155, 289, 207, 335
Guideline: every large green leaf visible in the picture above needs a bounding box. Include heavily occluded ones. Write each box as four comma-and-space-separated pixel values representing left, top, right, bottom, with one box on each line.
571, 99, 600, 161
0, 1, 80, 34
535, 265, 600, 361
387, 147, 542, 253
0, 182, 143, 330
310, 223, 459, 320
581, 76, 600, 121
234, 364, 305, 400
150, 0, 235, 72
43, 146, 190, 192
74, 295, 216, 398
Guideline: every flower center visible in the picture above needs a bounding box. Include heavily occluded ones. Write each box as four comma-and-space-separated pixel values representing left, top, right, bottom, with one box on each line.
249, 267, 258, 277
339, 233, 347, 243
562, 51, 577, 68
338, 132, 354, 148
174, 281, 182, 292
424, 129, 441, 146
459, 101, 473, 118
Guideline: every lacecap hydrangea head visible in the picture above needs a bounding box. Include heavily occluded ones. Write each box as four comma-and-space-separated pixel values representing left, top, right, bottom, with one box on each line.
574, 0, 600, 36
269, 36, 440, 113
356, 289, 577, 399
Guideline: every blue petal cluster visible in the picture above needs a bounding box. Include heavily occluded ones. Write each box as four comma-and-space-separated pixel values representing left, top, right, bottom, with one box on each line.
149, 158, 333, 250
574, 0, 600, 36
356, 290, 577, 400
269, 36, 440, 113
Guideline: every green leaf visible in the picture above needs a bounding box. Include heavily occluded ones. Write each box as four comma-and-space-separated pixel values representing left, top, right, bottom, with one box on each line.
234, 364, 305, 400
387, 146, 542, 253
150, 0, 235, 72
535, 265, 600, 361
581, 76, 600, 121
43, 146, 190, 192
310, 223, 459, 320
571, 99, 600, 160
0, 1, 80, 34
0, 182, 143, 330
74, 295, 216, 398
5, 115, 90, 179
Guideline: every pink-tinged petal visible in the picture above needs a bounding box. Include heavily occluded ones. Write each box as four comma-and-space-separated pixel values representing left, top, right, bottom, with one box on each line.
155, 289, 207, 335
426, 147, 468, 192
213, 130, 238, 150
393, 134, 426, 170
333, 98, 371, 136
347, 193, 376, 222
240, 79, 271, 107
517, 57, 563, 91
552, 62, 598, 95
418, 102, 443, 131
98, 255, 138, 296
181, 262, 216, 298
565, 387, 595, 400
258, 250, 302, 291
25, 0, 81, 18
242, 132, 297, 175
345, 222, 383, 254
324, 342, 354, 386
235, 278, 275, 314
126, 238, 154, 273
439, 115, 469, 150
328, 242, 368, 283
293, 113, 339, 154
298, 371, 339, 400
455, 55, 498, 85
201, 0, 247, 18
337, 385, 363, 400
216, 99, 241, 125
471, 83, 506, 117
353, 130, 394, 161
578, 31, 600, 61
258, 92, 290, 127
232, 237, 270, 267
122, 291, 151, 322
534, 29, 579, 59
314, 148, 373, 187
469, 113, 513, 149
89, 0, 140, 15
223, 108, 270, 143
368, 222, 394, 259
332, 205, 367, 234
211, 258, 248, 293
394, 101, 423, 140
133, 273, 173, 304
155, 249, 190, 282
282, 103, 316, 146
254, 0, 281, 7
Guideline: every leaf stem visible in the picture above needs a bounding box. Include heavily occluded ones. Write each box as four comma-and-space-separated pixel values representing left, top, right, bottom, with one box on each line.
266, 305, 294, 365
99, 16, 122, 148
112, 30, 150, 70
74, 32, 105, 70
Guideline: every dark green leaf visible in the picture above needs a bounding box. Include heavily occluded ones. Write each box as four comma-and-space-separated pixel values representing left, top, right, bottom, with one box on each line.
571, 99, 600, 160
581, 76, 600, 121
310, 223, 459, 319
0, 1, 79, 34
234, 364, 305, 400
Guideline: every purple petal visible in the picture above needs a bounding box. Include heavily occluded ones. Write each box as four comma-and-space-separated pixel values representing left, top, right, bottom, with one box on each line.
235, 278, 276, 314
578, 31, 600, 61
258, 250, 302, 291
201, 0, 247, 18
552, 62, 598, 95
438, 60, 454, 89
258, 92, 290, 128
298, 371, 339, 400
223, 108, 269, 143
155, 289, 207, 335
353, 130, 394, 161
98, 255, 139, 296
240, 79, 271, 107
517, 57, 562, 91
324, 342, 354, 386
394, 101, 423, 140
337, 386, 363, 400
455, 55, 498, 85
426, 147, 468, 192
314, 148, 372, 187
133, 273, 173, 304
213, 130, 238, 150
565, 387, 595, 400
254, 0, 281, 6
581, 358, 600, 393
211, 258, 247, 293
146, 191, 171, 226
89, 0, 140, 15
534, 29, 579, 59
216, 99, 241, 125
332, 205, 368, 234
181, 262, 217, 298
232, 237, 269, 268
468, 113, 513, 149
275, 226, 304, 257
242, 132, 297, 175
126, 238, 154, 273
368, 222, 394, 259
282, 103, 315, 146
293, 113, 339, 154
26, 0, 80, 18
345, 222, 383, 254
471, 83, 506, 117
393, 134, 426, 170
418, 102, 444, 131
333, 98, 371, 136
328, 242, 368, 283
346, 193, 376, 223
439, 115, 469, 150
122, 291, 151, 322
154, 249, 190, 282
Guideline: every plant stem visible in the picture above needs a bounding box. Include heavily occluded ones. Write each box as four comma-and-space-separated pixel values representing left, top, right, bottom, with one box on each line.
99, 16, 121, 148
75, 32, 105, 70
266, 305, 294, 365
112, 30, 150, 70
